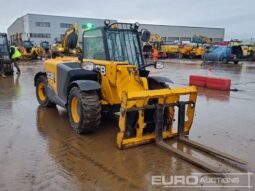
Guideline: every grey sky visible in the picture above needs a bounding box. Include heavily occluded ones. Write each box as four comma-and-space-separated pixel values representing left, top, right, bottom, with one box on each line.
0, 0, 254, 39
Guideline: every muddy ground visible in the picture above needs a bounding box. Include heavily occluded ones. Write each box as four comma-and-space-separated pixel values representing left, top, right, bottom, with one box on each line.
0, 59, 254, 191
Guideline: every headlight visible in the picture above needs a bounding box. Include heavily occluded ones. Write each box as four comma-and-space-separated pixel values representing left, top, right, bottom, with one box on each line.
82, 62, 95, 71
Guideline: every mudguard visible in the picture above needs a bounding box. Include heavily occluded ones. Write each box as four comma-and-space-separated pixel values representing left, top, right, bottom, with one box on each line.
34, 72, 46, 86
69, 80, 101, 92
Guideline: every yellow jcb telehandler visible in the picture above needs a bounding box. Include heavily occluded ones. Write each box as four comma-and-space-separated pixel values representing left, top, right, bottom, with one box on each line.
34, 21, 247, 174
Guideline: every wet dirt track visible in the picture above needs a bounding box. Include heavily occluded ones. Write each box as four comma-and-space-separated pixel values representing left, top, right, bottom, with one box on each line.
0, 60, 254, 191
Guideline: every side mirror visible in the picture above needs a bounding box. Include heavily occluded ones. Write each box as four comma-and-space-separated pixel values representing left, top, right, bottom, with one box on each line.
154, 61, 164, 69
141, 30, 151, 42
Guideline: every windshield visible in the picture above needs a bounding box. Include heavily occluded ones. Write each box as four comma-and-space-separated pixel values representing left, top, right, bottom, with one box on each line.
106, 30, 143, 66
0, 36, 9, 53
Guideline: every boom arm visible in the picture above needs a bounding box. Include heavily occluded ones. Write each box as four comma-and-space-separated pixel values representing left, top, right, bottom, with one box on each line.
63, 22, 79, 50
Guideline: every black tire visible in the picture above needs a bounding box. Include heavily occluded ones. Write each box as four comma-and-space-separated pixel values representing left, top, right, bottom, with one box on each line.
33, 52, 38, 60
68, 87, 101, 134
222, 57, 228, 64
234, 60, 239, 64
3, 63, 14, 75
36, 75, 56, 107
189, 54, 194, 59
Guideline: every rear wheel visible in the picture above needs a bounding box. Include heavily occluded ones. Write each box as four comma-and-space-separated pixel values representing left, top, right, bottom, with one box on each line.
68, 87, 101, 134
234, 60, 239, 64
189, 54, 194, 59
3, 63, 14, 75
32, 51, 38, 60
222, 57, 228, 64
36, 75, 55, 107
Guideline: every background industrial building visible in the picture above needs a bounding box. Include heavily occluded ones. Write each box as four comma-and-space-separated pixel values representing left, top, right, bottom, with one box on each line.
7, 13, 225, 45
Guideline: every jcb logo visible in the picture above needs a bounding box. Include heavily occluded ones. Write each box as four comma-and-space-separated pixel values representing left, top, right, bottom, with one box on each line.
95, 65, 106, 75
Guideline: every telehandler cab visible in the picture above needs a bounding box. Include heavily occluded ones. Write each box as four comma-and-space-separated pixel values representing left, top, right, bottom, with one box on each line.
35, 21, 247, 174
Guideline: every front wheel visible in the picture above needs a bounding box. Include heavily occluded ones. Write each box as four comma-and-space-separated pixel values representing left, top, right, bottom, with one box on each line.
36, 75, 55, 107
68, 87, 101, 134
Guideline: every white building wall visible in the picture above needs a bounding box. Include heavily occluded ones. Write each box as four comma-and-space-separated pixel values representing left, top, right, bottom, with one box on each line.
7, 17, 25, 44
7, 13, 225, 45
141, 24, 225, 42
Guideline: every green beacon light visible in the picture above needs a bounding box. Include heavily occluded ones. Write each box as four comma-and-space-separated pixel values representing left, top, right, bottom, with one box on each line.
86, 23, 93, 29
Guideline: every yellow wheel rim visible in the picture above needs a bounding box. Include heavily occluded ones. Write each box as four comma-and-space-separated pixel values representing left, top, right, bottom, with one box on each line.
71, 96, 80, 123
38, 82, 46, 101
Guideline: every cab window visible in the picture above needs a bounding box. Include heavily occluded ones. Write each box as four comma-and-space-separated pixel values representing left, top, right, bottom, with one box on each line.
83, 29, 106, 60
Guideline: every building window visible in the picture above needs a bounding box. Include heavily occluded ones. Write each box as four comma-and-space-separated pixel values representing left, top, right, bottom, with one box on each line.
30, 33, 51, 38
60, 34, 65, 41
35, 22, 50, 27
167, 37, 179, 42
180, 37, 191, 42
60, 23, 73, 28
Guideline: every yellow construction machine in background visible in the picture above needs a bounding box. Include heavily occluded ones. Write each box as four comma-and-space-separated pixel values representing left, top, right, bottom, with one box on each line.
40, 41, 51, 58
178, 43, 194, 58
144, 33, 209, 59
144, 33, 179, 58
18, 40, 44, 60
51, 22, 81, 57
